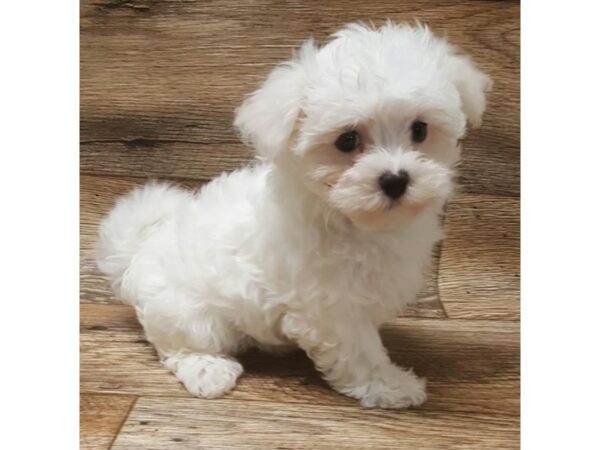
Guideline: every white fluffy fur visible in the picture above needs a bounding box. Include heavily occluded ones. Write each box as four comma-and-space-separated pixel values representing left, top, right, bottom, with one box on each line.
97, 22, 490, 408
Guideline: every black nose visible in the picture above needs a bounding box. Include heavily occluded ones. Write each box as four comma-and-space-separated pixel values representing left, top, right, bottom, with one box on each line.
379, 170, 410, 200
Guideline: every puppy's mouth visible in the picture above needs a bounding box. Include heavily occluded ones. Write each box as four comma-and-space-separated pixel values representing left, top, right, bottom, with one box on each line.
396, 197, 434, 215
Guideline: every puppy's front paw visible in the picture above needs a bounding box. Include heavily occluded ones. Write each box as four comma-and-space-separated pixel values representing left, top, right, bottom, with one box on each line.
357, 366, 427, 409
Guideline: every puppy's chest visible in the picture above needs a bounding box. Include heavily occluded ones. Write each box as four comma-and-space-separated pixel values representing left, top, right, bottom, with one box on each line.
296, 238, 425, 307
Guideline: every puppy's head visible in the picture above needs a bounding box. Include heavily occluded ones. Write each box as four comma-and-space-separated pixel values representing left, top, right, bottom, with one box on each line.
235, 22, 491, 231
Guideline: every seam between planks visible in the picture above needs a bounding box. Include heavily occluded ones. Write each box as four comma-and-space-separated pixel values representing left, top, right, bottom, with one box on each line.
108, 396, 139, 450
101, 393, 521, 422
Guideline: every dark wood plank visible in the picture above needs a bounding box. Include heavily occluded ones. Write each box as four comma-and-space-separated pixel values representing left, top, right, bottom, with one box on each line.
81, 303, 519, 418
438, 194, 520, 320
80, 174, 445, 317
80, 0, 519, 197
80, 393, 137, 450
112, 396, 519, 450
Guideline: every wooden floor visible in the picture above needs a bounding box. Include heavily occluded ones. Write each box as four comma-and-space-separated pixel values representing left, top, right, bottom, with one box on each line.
80, 1, 520, 448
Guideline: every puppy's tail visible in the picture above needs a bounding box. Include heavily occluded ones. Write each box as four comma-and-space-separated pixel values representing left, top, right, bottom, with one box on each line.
96, 182, 190, 303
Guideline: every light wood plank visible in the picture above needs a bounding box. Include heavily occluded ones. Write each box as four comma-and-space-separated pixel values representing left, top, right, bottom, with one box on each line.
112, 397, 519, 450
438, 194, 520, 320
80, 174, 445, 317
81, 303, 519, 417
80, 0, 519, 197
80, 393, 137, 450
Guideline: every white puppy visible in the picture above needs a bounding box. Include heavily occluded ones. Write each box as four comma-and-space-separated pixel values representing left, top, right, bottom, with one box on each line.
97, 22, 490, 409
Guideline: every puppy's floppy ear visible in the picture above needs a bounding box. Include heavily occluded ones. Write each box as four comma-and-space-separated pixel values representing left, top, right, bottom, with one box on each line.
234, 40, 315, 161
447, 51, 492, 128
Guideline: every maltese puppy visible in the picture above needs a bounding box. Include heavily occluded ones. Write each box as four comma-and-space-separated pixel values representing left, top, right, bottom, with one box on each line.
98, 22, 490, 409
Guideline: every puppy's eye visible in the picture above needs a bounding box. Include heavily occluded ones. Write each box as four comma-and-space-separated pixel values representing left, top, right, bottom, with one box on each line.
411, 121, 428, 143
335, 130, 360, 153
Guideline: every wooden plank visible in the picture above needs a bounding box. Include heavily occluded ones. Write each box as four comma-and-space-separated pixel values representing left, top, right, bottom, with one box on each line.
80, 174, 445, 317
80, 393, 137, 450
438, 194, 520, 320
80, 0, 519, 197
112, 397, 518, 450
81, 303, 519, 418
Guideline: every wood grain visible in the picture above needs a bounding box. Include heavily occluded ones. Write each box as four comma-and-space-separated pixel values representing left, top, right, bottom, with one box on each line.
80, 393, 137, 450
80, 174, 445, 317
80, 0, 519, 197
81, 303, 519, 417
112, 397, 519, 450
438, 194, 520, 320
